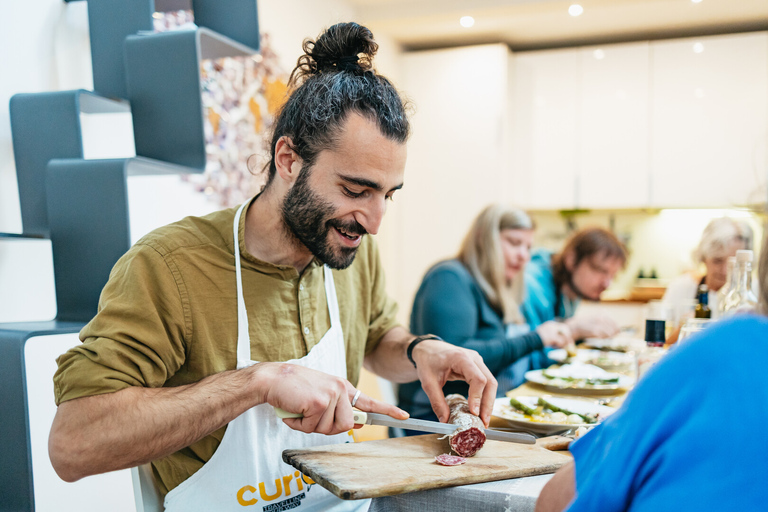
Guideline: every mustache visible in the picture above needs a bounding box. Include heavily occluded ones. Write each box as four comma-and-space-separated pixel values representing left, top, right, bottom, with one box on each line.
328, 218, 368, 237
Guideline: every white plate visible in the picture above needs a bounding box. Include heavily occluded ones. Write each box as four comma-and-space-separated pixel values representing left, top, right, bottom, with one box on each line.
549, 348, 635, 369
492, 396, 615, 435
581, 336, 646, 353
525, 368, 634, 392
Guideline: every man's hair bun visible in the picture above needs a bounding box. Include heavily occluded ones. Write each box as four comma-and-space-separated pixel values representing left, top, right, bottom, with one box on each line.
290, 22, 378, 85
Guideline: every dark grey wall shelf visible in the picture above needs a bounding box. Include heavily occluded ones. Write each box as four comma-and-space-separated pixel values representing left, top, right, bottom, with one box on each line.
68, 0, 260, 100
125, 27, 257, 170
9, 90, 130, 237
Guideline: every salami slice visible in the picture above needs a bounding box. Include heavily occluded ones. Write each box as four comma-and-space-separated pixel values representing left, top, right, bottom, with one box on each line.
445, 394, 486, 457
435, 453, 466, 466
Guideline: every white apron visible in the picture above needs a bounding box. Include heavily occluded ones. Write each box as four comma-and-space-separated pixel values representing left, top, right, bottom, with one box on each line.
163, 202, 370, 512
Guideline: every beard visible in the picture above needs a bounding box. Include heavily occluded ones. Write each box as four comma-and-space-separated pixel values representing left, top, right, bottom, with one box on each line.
567, 273, 600, 301
281, 168, 367, 270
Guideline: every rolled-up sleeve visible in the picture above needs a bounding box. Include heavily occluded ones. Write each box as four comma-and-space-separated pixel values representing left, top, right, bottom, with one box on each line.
54, 242, 189, 404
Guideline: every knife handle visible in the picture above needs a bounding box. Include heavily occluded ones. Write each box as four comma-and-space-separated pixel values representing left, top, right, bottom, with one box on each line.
274, 407, 302, 419
274, 407, 367, 424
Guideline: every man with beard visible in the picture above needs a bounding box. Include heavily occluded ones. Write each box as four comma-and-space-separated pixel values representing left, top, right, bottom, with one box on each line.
48, 23, 496, 512
523, 227, 628, 341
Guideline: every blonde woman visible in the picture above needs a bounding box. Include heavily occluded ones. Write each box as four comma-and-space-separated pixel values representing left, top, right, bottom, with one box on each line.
397, 205, 572, 423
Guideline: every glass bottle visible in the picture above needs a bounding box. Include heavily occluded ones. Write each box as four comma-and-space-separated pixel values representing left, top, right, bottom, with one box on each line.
694, 283, 711, 319
722, 250, 758, 316
715, 256, 737, 318
637, 300, 667, 381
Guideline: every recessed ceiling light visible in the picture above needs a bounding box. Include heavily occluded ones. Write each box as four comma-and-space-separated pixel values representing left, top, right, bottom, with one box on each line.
460, 16, 475, 28
691, 0, 703, 4
693, 42, 704, 53
569, 4, 584, 17
593, 49, 605, 60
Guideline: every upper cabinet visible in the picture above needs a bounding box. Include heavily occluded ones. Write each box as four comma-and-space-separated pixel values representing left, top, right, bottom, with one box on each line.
399, 31, 768, 212
511, 48, 580, 210
511, 42, 652, 210
578, 42, 650, 209
650, 32, 768, 208
511, 31, 767, 210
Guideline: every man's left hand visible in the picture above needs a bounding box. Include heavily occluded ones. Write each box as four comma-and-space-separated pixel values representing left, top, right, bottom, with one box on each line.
411, 338, 497, 426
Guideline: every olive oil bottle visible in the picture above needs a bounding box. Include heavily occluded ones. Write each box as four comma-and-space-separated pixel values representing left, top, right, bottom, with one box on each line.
694, 284, 711, 319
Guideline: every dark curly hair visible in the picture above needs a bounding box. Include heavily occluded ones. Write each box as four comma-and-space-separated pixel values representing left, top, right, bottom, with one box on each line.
263, 22, 410, 187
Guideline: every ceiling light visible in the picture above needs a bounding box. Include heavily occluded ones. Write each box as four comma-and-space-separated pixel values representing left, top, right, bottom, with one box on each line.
593, 49, 605, 60
691, 0, 703, 4
459, 16, 475, 28
693, 42, 704, 53
569, 4, 584, 17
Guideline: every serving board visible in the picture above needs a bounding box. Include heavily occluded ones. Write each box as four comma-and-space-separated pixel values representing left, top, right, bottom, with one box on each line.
282, 434, 570, 500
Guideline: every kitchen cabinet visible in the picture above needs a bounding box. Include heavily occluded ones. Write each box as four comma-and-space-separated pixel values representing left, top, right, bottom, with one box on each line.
578, 42, 651, 209
511, 48, 580, 210
511, 43, 651, 210
650, 32, 768, 208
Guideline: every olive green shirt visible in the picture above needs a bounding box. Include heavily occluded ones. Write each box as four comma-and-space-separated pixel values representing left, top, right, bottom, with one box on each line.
53, 200, 400, 494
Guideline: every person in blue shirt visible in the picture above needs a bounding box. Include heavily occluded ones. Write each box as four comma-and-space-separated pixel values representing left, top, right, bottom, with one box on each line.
522, 227, 628, 369
535, 234, 768, 512
398, 205, 574, 423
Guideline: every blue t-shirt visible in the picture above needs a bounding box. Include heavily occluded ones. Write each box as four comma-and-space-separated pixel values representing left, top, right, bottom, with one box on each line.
519, 249, 579, 372
522, 248, 578, 328
568, 315, 768, 511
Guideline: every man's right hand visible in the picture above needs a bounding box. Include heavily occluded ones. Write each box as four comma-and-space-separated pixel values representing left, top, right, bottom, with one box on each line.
258, 362, 407, 435
565, 314, 619, 340
536, 321, 574, 348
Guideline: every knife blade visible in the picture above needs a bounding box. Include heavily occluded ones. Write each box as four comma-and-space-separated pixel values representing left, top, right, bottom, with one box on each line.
274, 408, 536, 445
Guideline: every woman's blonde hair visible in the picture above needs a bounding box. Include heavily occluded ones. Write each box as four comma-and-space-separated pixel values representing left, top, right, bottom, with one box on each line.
458, 204, 534, 324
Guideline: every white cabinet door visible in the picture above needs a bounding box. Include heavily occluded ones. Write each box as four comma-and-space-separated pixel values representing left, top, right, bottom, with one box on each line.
392, 44, 512, 317
578, 42, 650, 209
650, 32, 768, 208
511, 48, 580, 210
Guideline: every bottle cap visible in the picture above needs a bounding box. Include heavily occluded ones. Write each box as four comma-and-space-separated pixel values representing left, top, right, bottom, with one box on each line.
736, 250, 753, 263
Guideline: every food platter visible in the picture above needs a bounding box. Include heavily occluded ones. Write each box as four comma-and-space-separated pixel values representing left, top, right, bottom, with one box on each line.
581, 336, 646, 353
492, 396, 616, 435
548, 348, 635, 370
525, 363, 634, 393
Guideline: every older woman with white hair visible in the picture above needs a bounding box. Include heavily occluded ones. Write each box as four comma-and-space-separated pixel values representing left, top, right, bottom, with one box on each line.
397, 204, 573, 424
663, 217, 753, 314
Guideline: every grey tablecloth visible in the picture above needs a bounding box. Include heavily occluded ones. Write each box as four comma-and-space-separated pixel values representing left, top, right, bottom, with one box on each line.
368, 474, 553, 512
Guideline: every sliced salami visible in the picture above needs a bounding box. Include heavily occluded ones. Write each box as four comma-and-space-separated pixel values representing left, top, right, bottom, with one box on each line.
445, 394, 486, 457
435, 453, 466, 466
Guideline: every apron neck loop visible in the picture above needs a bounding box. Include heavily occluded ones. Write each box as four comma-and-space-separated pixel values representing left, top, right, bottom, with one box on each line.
233, 202, 251, 362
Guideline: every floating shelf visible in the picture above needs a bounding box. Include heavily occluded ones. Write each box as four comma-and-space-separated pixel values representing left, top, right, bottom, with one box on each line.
67, 0, 260, 100
46, 157, 198, 323
9, 90, 130, 237
125, 27, 258, 170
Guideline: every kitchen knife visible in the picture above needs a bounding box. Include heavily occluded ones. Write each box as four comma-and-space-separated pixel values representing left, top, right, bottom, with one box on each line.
275, 408, 536, 445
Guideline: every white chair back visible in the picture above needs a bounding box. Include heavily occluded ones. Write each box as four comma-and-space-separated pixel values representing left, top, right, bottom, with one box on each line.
131, 463, 164, 512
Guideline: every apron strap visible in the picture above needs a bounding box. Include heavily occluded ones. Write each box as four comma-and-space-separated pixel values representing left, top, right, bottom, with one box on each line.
323, 265, 341, 330
233, 202, 251, 362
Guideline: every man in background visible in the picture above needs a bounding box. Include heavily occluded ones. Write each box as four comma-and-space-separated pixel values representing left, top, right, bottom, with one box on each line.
524, 227, 628, 340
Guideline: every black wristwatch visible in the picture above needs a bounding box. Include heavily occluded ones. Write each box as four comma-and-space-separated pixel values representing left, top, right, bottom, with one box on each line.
406, 334, 443, 368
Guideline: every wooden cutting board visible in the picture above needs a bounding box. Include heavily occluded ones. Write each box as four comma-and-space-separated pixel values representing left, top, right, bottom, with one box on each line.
282, 434, 570, 500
